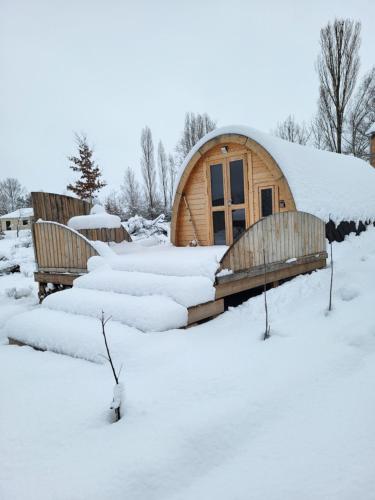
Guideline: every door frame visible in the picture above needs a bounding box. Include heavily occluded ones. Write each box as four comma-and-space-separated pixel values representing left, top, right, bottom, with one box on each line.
206, 153, 249, 245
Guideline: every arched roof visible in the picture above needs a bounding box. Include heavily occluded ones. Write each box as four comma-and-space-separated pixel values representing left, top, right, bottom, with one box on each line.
174, 125, 375, 223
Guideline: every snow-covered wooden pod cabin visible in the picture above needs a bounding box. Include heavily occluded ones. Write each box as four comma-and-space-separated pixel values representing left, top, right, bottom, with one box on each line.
26, 126, 375, 327
167, 125, 375, 320
171, 125, 375, 247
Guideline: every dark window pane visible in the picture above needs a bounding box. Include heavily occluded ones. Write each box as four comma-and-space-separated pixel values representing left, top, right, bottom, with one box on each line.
261, 188, 273, 217
230, 160, 244, 204
210, 163, 224, 206
232, 208, 246, 241
213, 211, 226, 245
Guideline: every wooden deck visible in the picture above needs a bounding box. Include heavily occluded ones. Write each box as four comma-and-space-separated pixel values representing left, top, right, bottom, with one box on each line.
32, 210, 327, 326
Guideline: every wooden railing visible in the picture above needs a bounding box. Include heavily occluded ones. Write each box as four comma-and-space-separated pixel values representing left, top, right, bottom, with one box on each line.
33, 222, 98, 273
219, 211, 326, 274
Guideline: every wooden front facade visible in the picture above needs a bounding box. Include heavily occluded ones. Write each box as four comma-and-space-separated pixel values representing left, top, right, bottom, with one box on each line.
171, 134, 296, 247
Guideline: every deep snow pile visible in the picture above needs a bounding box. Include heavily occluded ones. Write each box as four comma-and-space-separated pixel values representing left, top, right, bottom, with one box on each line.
68, 204, 122, 230
0, 231, 37, 341
108, 241, 227, 279
1, 228, 375, 499
0, 230, 34, 274
2, 237, 225, 338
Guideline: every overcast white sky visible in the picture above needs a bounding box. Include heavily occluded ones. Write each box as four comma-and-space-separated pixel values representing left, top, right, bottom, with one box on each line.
1, 0, 374, 196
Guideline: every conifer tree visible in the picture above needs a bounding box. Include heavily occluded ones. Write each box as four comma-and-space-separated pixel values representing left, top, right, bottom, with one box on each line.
67, 133, 106, 201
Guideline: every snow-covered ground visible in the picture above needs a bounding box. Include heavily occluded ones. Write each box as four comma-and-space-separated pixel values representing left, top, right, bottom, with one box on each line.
0, 231, 38, 342
1, 227, 375, 499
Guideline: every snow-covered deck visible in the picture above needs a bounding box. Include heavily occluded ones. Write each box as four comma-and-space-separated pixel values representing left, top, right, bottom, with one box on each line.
31, 211, 328, 333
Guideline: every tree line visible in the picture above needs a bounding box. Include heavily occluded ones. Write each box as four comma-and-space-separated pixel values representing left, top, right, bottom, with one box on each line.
67, 112, 216, 220
2, 18, 373, 222
274, 18, 375, 159
0, 178, 31, 216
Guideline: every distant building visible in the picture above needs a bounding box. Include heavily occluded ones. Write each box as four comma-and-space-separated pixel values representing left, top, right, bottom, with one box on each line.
0, 208, 34, 232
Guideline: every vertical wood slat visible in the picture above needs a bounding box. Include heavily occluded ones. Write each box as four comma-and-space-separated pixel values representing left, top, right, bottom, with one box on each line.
31, 192, 92, 225
33, 222, 98, 271
77, 227, 131, 243
219, 212, 326, 274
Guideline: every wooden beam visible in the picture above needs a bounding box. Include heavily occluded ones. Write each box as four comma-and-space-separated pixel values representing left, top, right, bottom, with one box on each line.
215, 258, 326, 299
34, 272, 81, 286
217, 252, 327, 285
8, 338, 45, 352
187, 299, 224, 325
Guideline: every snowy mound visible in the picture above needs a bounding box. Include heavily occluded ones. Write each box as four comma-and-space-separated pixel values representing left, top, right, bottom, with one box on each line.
68, 205, 121, 230
2, 228, 375, 499
175, 125, 375, 224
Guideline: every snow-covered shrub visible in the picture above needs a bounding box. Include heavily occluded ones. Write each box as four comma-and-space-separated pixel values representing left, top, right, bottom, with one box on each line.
124, 214, 169, 243
5, 286, 33, 299
14, 230, 32, 248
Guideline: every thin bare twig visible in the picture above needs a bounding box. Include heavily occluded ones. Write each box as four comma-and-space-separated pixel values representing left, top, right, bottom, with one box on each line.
100, 311, 121, 421
263, 242, 271, 341
328, 240, 334, 311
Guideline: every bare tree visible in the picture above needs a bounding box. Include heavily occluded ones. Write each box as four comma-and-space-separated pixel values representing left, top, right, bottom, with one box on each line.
316, 18, 361, 153
273, 115, 311, 145
104, 190, 126, 220
140, 127, 158, 217
176, 112, 216, 163
157, 141, 169, 212
0, 178, 28, 215
345, 68, 375, 159
120, 167, 143, 218
168, 154, 177, 208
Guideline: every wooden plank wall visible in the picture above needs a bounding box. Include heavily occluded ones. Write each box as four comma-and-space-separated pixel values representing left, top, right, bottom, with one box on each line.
176, 161, 210, 245
31, 192, 92, 226
174, 140, 296, 246
33, 222, 98, 273
78, 227, 132, 243
219, 212, 326, 273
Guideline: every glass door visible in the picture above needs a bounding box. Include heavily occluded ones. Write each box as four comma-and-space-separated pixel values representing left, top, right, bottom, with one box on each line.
209, 162, 227, 245
208, 156, 248, 245
228, 158, 247, 242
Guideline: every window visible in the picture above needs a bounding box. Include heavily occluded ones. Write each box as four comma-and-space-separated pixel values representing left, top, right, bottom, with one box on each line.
232, 208, 246, 241
22, 219, 28, 226
210, 163, 224, 206
229, 159, 244, 204
6, 221, 11, 230
212, 211, 226, 245
261, 188, 273, 217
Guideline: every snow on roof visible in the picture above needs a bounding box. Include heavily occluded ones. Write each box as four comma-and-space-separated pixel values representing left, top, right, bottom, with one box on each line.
0, 208, 33, 219
175, 125, 375, 223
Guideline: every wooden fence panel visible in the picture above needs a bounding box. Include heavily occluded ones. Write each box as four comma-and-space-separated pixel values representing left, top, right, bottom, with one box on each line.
77, 226, 132, 243
31, 192, 92, 226
219, 211, 326, 274
33, 222, 98, 273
